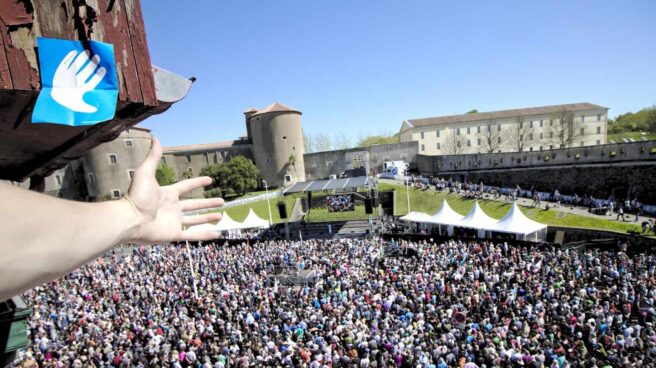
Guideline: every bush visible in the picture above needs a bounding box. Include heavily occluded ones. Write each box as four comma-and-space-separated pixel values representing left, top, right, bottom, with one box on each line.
156, 164, 177, 186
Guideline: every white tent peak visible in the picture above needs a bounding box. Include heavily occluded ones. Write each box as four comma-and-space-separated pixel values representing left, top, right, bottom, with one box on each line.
400, 211, 432, 223
458, 201, 498, 229
493, 202, 547, 235
242, 208, 270, 229
429, 198, 464, 225
216, 212, 243, 231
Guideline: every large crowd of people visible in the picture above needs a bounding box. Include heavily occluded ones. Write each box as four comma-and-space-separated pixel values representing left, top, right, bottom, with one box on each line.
12, 238, 656, 367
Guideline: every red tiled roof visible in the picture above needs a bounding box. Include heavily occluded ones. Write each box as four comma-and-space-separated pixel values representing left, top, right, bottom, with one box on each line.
251, 102, 301, 117
163, 140, 236, 153
405, 103, 607, 128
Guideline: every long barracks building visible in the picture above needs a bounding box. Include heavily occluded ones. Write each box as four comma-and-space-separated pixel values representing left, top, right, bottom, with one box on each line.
400, 103, 608, 155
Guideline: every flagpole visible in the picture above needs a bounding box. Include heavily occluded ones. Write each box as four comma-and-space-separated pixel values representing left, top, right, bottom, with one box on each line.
183, 221, 199, 299
186, 240, 199, 299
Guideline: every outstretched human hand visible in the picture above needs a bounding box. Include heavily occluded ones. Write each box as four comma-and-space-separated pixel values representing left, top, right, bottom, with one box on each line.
122, 138, 223, 243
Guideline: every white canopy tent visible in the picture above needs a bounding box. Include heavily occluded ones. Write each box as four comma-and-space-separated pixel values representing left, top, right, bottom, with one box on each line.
241, 209, 270, 229
216, 212, 243, 237
399, 211, 432, 232
428, 198, 464, 236
457, 201, 498, 238
400, 211, 433, 223
491, 202, 548, 242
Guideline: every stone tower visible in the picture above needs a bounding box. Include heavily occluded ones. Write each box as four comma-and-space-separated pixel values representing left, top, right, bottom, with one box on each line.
248, 102, 305, 187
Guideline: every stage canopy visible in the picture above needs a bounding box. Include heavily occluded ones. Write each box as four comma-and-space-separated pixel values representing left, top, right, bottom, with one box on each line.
490, 202, 548, 241
283, 176, 373, 194
428, 199, 464, 226
400, 211, 433, 223
241, 209, 270, 229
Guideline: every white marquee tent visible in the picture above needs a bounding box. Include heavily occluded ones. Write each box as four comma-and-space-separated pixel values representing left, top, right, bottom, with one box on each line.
457, 201, 498, 238
395, 200, 548, 243
216, 212, 243, 235
490, 202, 548, 241
400, 211, 432, 232
428, 199, 464, 236
241, 209, 270, 229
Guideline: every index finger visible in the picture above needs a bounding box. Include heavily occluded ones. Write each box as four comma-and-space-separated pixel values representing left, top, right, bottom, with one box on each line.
169, 176, 213, 195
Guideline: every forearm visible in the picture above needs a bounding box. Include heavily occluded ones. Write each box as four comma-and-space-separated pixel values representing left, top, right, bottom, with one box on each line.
0, 182, 139, 300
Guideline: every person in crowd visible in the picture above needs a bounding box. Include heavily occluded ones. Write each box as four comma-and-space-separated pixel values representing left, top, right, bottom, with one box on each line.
642, 220, 651, 234
617, 206, 626, 222
532, 191, 541, 208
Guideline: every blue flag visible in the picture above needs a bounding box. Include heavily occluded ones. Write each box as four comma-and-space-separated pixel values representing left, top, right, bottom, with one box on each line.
32, 37, 119, 126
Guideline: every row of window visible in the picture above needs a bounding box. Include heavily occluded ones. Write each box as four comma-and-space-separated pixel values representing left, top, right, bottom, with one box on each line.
109, 151, 229, 167
160, 152, 228, 165
418, 122, 603, 139
54, 170, 130, 187
422, 139, 603, 152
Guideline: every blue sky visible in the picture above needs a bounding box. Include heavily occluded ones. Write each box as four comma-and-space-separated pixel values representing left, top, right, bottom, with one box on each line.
139, 0, 656, 147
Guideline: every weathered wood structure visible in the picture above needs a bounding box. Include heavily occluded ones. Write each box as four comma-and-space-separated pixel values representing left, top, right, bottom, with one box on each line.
0, 0, 191, 184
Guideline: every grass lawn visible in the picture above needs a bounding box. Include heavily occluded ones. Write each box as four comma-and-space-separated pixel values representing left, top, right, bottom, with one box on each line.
380, 183, 644, 234
210, 194, 299, 223
209, 193, 372, 224
607, 132, 656, 143
220, 189, 278, 203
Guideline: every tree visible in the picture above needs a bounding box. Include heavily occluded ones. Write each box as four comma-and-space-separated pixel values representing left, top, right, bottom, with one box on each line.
442, 129, 464, 155
200, 163, 231, 191
199, 164, 223, 193
507, 116, 534, 152
155, 164, 177, 186
609, 106, 656, 133
181, 167, 194, 180
466, 109, 479, 114
480, 121, 501, 153
550, 109, 578, 148
303, 131, 315, 153
333, 132, 352, 150
357, 132, 400, 147
648, 108, 656, 133
314, 133, 332, 152
225, 156, 259, 195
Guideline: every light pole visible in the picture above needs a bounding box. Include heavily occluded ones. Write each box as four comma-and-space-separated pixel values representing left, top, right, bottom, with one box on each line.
263, 179, 273, 226
406, 178, 411, 213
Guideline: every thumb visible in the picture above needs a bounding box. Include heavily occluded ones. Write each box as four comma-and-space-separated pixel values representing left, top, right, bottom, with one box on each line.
138, 137, 163, 178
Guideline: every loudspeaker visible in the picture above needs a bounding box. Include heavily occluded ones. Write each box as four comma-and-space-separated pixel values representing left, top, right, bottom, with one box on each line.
277, 202, 288, 219
369, 189, 377, 207
364, 198, 373, 214
307, 191, 312, 205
